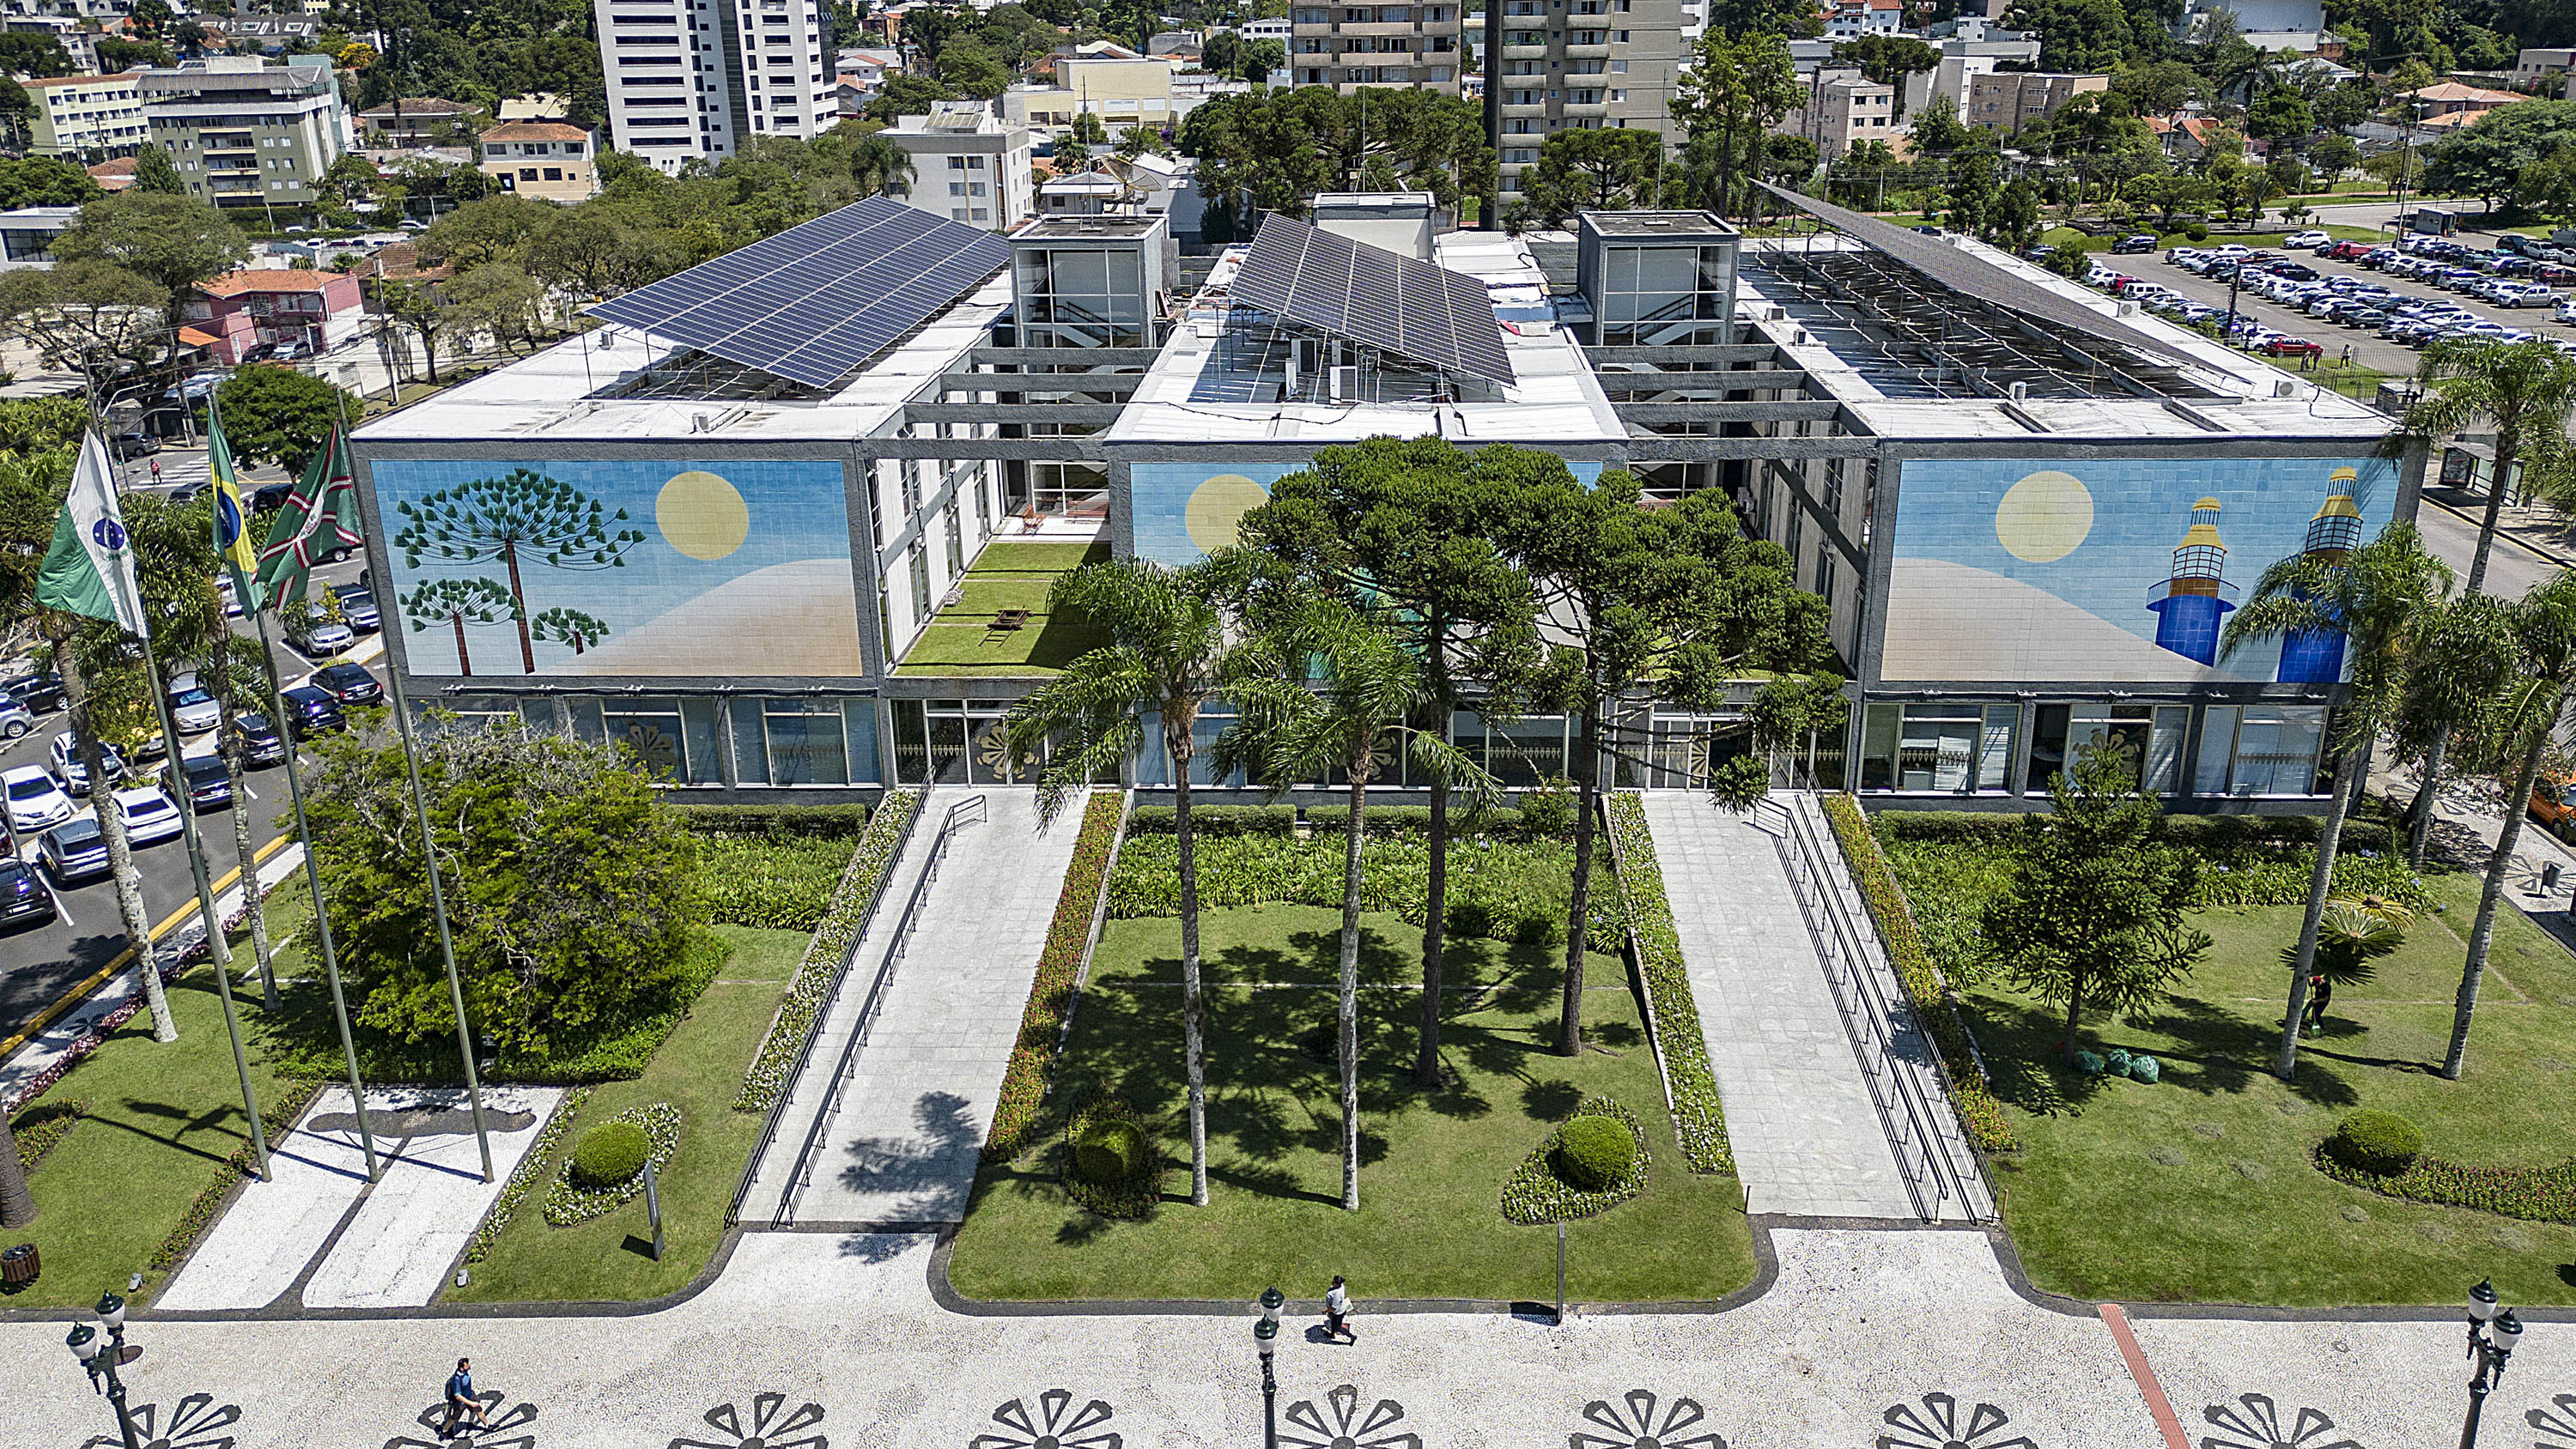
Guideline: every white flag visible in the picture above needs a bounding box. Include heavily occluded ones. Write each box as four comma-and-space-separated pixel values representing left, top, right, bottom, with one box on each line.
34, 431, 150, 639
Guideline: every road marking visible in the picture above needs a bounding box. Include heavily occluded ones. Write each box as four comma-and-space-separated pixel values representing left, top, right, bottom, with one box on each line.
2098, 1301, 2189, 1449
0, 832, 295, 1064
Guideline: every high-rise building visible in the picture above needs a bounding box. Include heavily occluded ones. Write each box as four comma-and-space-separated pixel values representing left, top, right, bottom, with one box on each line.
597, 0, 835, 173
138, 57, 347, 214
1286, 3, 1468, 91
1492, 0, 1683, 197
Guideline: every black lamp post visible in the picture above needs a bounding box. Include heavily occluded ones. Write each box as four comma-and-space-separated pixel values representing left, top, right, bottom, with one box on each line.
66, 1290, 143, 1449
2459, 1277, 2523, 1449
1255, 1286, 1283, 1449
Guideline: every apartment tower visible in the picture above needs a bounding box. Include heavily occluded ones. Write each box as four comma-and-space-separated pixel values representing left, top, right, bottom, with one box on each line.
597, 0, 835, 173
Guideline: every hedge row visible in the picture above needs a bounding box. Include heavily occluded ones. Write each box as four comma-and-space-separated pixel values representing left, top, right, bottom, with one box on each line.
1820, 794, 2020, 1154
11, 1097, 85, 1173
465, 1085, 592, 1264
1126, 803, 1560, 840
732, 788, 926, 1113
149, 1077, 321, 1276
672, 802, 874, 838
2316, 1147, 2576, 1222
698, 833, 870, 931
1601, 794, 1735, 1175
985, 790, 1127, 1165
1874, 809, 2397, 854
1108, 831, 1623, 947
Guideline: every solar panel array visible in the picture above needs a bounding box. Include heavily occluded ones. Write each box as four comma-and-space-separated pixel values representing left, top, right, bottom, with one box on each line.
1230, 215, 1516, 386
587, 196, 1012, 390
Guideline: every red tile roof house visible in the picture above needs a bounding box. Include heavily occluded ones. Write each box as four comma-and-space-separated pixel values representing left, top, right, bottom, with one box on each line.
177, 269, 366, 364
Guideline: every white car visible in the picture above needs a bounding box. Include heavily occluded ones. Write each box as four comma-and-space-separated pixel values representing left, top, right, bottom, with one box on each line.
2284, 230, 2332, 250
2208, 243, 2252, 259
167, 686, 221, 734
2559, 297, 2576, 324
2, 765, 72, 832
110, 785, 183, 846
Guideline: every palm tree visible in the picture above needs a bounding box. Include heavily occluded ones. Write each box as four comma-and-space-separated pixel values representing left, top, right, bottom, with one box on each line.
2278, 894, 2412, 989
848, 132, 917, 198
1001, 555, 1260, 1208
2220, 519, 2451, 1079
2408, 337, 2576, 596
2392, 589, 2522, 870
1216, 597, 1493, 1212
2445, 573, 2576, 1080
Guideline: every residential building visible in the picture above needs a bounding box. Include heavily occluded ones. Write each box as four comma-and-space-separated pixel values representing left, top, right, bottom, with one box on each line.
223, 12, 327, 52
1288, 2, 1467, 91
86, 155, 136, 190
7, 16, 96, 72
2406, 80, 2530, 130
139, 56, 349, 215
1492, 0, 1686, 197
1821, 0, 1902, 38
1781, 67, 1893, 160
2173, 0, 2322, 51
478, 120, 598, 202
0, 205, 76, 266
1003, 54, 1180, 130
499, 93, 573, 122
596, 0, 835, 174
179, 267, 368, 362
21, 71, 147, 159
1965, 69, 2108, 132
880, 102, 1033, 230
358, 96, 477, 146
0, 0, 125, 18
2516, 47, 2575, 83
1236, 15, 1293, 42
1905, 32, 2043, 114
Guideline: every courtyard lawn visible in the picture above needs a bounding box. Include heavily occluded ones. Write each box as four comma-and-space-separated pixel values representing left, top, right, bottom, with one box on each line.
896, 539, 1111, 678
945, 904, 1755, 1304
1878, 827, 2576, 1307
446, 924, 805, 1304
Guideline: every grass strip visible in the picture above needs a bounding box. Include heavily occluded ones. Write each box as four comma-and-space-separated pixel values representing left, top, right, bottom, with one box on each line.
984, 790, 1125, 1164
464, 1085, 590, 1264
11, 1098, 86, 1173
1601, 793, 1734, 1174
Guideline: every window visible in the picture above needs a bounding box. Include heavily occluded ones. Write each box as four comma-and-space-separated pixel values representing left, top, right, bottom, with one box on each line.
1859, 703, 2015, 793
2197, 705, 2328, 797
758, 699, 849, 785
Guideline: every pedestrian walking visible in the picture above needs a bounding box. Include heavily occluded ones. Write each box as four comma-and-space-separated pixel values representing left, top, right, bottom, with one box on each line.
440, 1357, 489, 1440
1323, 1275, 1358, 1343
149, 458, 161, 484
2303, 972, 2333, 1034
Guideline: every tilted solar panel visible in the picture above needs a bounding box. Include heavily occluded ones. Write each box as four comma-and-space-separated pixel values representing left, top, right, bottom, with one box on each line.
1231, 215, 1516, 386
587, 196, 1013, 390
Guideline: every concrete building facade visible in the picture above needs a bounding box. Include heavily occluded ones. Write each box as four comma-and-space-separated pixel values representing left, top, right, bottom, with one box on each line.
479, 120, 598, 201
139, 56, 347, 214
1288, 1, 1467, 91
1782, 68, 1894, 160
1965, 69, 2108, 132
22, 71, 146, 159
882, 103, 1034, 230
1493, 0, 1685, 195
596, 0, 835, 174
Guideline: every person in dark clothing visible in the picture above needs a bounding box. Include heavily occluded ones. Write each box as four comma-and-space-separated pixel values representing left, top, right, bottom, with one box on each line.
1324, 1275, 1358, 1343
2304, 972, 2333, 1033
441, 1357, 489, 1440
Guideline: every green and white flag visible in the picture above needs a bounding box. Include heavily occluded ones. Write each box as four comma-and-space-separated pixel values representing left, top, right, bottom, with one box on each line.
34, 430, 149, 639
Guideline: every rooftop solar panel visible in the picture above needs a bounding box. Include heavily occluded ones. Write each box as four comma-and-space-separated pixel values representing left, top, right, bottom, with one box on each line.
1231, 215, 1516, 386
586, 196, 1012, 390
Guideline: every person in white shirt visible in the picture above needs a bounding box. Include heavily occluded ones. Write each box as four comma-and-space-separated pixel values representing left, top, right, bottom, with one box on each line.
1323, 1275, 1358, 1343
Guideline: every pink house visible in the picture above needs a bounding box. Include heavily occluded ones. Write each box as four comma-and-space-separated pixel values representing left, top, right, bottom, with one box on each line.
178, 269, 367, 364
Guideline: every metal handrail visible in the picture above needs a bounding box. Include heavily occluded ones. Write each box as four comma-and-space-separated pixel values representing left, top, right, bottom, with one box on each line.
1773, 793, 1974, 1222
773, 792, 987, 1228
726, 791, 927, 1228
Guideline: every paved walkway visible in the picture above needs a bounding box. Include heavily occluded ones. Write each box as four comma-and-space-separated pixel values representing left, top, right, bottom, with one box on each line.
1641, 793, 1917, 1219
772, 787, 1083, 1228
14, 1225, 2562, 1449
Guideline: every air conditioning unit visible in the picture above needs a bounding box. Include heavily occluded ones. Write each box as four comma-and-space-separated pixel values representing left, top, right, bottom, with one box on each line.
2115, 301, 2139, 317
1328, 365, 1359, 403
2275, 379, 2300, 398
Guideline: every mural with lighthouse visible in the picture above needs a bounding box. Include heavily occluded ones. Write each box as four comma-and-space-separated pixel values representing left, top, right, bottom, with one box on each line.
1879, 455, 2393, 684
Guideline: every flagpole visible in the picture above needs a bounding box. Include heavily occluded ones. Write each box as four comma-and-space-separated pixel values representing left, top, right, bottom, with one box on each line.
324, 392, 491, 1182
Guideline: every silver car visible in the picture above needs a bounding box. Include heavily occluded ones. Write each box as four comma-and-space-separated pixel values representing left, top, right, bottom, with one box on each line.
167, 685, 221, 734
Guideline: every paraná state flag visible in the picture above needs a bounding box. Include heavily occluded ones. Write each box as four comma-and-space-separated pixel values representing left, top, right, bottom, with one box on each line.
255, 427, 364, 608
34, 431, 150, 638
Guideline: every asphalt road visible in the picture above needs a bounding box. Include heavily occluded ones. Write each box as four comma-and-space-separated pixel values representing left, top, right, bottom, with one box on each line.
0, 549, 377, 1047
2413, 490, 2568, 600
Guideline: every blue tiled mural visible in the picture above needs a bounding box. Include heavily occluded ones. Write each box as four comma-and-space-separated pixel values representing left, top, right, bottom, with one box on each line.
372, 458, 861, 677
1880, 455, 2394, 684
1129, 457, 1610, 566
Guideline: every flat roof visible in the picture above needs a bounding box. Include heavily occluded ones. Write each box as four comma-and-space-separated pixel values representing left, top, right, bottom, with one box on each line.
1014, 215, 1161, 239
1583, 210, 1736, 239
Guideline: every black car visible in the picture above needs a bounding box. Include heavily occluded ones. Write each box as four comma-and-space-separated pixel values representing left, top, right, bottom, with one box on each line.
279, 685, 346, 738
168, 479, 211, 503
231, 711, 287, 767
0, 858, 54, 927
3, 672, 64, 713
2110, 234, 2158, 254
249, 481, 295, 513
37, 817, 107, 885
2267, 262, 2319, 281
177, 754, 233, 810
311, 662, 382, 706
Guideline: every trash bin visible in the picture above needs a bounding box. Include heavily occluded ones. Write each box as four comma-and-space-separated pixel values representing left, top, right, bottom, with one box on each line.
2545, 862, 2562, 893
1, 1242, 39, 1288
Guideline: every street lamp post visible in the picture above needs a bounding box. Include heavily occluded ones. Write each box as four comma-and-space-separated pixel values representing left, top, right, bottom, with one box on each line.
2458, 1277, 2524, 1449
65, 1291, 143, 1449
1255, 1286, 1283, 1449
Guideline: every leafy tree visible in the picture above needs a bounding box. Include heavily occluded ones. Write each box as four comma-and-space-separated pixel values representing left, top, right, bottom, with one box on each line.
1831, 34, 1938, 114
1066, 110, 1110, 148
1497, 474, 1828, 1055
866, 74, 958, 123
1700, 0, 1824, 36
1240, 38, 1285, 83
528, 605, 608, 654
1673, 29, 1801, 218
50, 191, 248, 321
1115, 124, 1170, 160
299, 722, 703, 1059
0, 31, 74, 77
2312, 76, 2379, 131
1988, 175, 2044, 251
402, 576, 519, 676
319, 153, 381, 209
2282, 895, 2412, 991
98, 38, 175, 69
1981, 743, 2210, 1062
376, 279, 457, 383
1183, 85, 1493, 219
0, 156, 99, 209
1909, 93, 1971, 156
2409, 336, 2576, 596
392, 468, 647, 675
2219, 521, 2452, 1079
131, 145, 184, 198
935, 41, 1012, 98
2423, 99, 2576, 211
2245, 87, 2313, 148
131, 0, 172, 39
213, 366, 365, 473
0, 260, 167, 386
2110, 59, 2202, 118
1518, 125, 1663, 223
2006, 0, 2136, 70
2515, 145, 2576, 227
419, 192, 545, 270
2123, 171, 2216, 229
1002, 555, 1269, 1208
2308, 133, 2363, 183
1944, 147, 2000, 234
443, 261, 549, 353
846, 130, 917, 197
1218, 595, 1492, 1212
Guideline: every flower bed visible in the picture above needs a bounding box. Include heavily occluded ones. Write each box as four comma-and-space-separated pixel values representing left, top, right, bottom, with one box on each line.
984, 790, 1126, 1165
11, 1096, 86, 1173
464, 1086, 591, 1264
542, 1101, 683, 1226
148, 1077, 321, 1276
732, 789, 924, 1113
2318, 1146, 2576, 1222
1820, 794, 2019, 1154
1500, 1096, 1649, 1224
1601, 794, 1734, 1175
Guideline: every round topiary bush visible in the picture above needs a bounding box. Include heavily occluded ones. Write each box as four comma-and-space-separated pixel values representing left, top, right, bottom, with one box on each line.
2327, 1109, 2423, 1177
1072, 1119, 1148, 1184
1553, 1114, 1635, 1190
568, 1121, 649, 1189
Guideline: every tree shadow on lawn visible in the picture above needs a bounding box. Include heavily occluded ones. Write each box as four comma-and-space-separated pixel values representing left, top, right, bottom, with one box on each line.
1971, 990, 2368, 1115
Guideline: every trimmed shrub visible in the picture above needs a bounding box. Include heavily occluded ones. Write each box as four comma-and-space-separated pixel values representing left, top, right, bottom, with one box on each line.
2129, 1054, 2162, 1084
1073, 1119, 1146, 1184
2327, 1109, 2424, 1177
1516, 779, 1576, 838
569, 1121, 649, 1189
1602, 794, 1735, 1174
1502, 1096, 1649, 1224
674, 802, 872, 838
544, 1103, 683, 1225
1554, 1114, 1635, 1189
1444, 897, 1496, 940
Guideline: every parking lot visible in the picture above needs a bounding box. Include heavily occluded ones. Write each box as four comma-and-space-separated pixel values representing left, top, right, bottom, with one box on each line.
2090, 232, 2576, 382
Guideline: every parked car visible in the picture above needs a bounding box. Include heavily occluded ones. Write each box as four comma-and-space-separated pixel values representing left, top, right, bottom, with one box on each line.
0, 690, 31, 739
2, 672, 63, 713
287, 614, 356, 656
248, 481, 295, 513
277, 686, 346, 739
2494, 282, 2555, 308
310, 661, 382, 706
2111, 233, 2157, 254
0, 859, 55, 929
270, 339, 313, 361
167, 685, 221, 734
2283, 230, 2331, 250
111, 432, 161, 461
110, 785, 182, 846
48, 732, 123, 795
2257, 335, 2324, 358
167, 478, 210, 504
334, 586, 381, 634
37, 817, 107, 885
2269, 261, 2318, 282
2, 764, 73, 833
174, 754, 233, 811
230, 711, 287, 766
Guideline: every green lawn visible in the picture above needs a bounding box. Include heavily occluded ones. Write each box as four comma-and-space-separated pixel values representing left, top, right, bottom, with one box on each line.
945, 904, 1755, 1304
895, 538, 1110, 676
447, 924, 805, 1303
1921, 857, 2576, 1307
